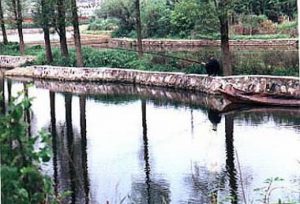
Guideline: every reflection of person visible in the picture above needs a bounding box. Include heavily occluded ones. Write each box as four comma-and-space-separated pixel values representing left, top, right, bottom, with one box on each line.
208, 109, 222, 131
204, 57, 221, 76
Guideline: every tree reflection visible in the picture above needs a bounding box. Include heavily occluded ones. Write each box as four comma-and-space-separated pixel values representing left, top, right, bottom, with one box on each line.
0, 72, 5, 114
65, 93, 76, 204
130, 99, 171, 204
49, 91, 58, 196
7, 79, 11, 103
23, 82, 31, 137
79, 95, 90, 204
48, 93, 90, 204
225, 115, 238, 204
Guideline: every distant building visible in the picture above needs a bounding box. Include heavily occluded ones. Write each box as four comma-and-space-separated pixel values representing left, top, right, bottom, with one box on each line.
77, 0, 104, 18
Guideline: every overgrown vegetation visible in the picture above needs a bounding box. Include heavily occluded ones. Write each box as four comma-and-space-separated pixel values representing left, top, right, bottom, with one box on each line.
1, 43, 298, 76
90, 0, 298, 39
0, 42, 43, 56
0, 91, 56, 204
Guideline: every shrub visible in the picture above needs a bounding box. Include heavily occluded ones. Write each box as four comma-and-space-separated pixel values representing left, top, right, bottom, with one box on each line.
87, 18, 119, 31
0, 91, 55, 204
141, 0, 172, 38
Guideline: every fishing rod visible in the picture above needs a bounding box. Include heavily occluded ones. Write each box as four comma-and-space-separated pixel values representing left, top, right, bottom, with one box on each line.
95, 46, 207, 66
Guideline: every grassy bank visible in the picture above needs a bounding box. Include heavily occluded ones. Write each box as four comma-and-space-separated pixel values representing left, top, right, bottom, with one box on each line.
1, 42, 298, 76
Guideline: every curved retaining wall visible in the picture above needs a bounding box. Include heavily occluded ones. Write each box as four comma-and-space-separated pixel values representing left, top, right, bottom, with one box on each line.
5, 65, 300, 97
0, 55, 35, 68
109, 38, 298, 48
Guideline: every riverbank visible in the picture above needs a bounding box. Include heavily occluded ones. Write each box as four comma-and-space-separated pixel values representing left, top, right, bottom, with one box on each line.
0, 55, 35, 68
5, 66, 300, 98
109, 38, 298, 48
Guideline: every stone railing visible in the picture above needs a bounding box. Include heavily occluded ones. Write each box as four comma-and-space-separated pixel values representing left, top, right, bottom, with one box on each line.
0, 55, 36, 68
5, 66, 300, 98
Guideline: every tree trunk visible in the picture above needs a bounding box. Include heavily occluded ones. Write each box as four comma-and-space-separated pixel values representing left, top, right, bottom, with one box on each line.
135, 0, 143, 58
0, 71, 5, 114
218, 0, 232, 76
71, 0, 83, 67
0, 0, 8, 44
57, 0, 69, 58
79, 95, 89, 204
41, 0, 53, 63
12, 0, 25, 55
49, 91, 58, 196
225, 115, 238, 204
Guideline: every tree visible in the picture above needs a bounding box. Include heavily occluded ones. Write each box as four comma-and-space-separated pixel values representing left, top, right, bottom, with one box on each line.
40, 0, 53, 63
95, 0, 135, 37
214, 0, 232, 76
170, 0, 200, 37
0, 0, 8, 44
70, 0, 83, 66
56, 0, 69, 58
141, 0, 171, 38
11, 0, 25, 55
135, 0, 143, 57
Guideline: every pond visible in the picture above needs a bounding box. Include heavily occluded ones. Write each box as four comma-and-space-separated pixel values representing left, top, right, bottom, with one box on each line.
1, 77, 300, 204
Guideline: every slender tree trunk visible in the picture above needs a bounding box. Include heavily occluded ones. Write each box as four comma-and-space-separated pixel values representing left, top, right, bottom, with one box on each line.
41, 0, 53, 63
65, 93, 76, 203
0, 0, 8, 44
49, 91, 58, 196
135, 0, 143, 58
141, 100, 151, 202
218, 0, 232, 76
79, 95, 89, 204
12, 0, 24, 55
57, 0, 69, 58
0, 71, 5, 114
70, 0, 83, 67
225, 115, 238, 204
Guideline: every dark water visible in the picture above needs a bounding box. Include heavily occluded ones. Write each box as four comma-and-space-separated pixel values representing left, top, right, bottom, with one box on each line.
1, 78, 300, 204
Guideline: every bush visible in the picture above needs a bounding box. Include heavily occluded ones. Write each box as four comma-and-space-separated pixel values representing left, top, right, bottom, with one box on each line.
0, 91, 55, 204
87, 18, 119, 31
0, 43, 43, 56
141, 0, 172, 38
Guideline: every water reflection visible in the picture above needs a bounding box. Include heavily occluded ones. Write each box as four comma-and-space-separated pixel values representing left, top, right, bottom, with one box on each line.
23, 83, 32, 137
49, 91, 58, 196
0, 71, 5, 114
130, 100, 171, 204
208, 109, 222, 131
1, 78, 300, 203
225, 115, 238, 204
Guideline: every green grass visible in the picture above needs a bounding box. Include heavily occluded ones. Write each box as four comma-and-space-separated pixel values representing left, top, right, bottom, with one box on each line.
231, 34, 291, 40
1, 42, 298, 76
0, 42, 44, 56
277, 21, 298, 31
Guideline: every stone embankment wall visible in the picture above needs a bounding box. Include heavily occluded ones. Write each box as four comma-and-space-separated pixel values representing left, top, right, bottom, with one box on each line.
0, 55, 35, 68
109, 38, 297, 48
6, 65, 300, 97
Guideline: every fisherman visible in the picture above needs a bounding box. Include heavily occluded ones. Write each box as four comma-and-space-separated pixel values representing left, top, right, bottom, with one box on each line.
202, 56, 221, 76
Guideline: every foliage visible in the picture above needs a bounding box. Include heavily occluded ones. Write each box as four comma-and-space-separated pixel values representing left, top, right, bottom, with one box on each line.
192, 1, 219, 37
95, 0, 135, 37
87, 18, 119, 31
0, 91, 55, 204
240, 15, 268, 35
170, 0, 200, 38
0, 42, 44, 56
141, 0, 172, 38
233, 0, 297, 22
230, 34, 290, 40
276, 20, 298, 37
1, 43, 298, 77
